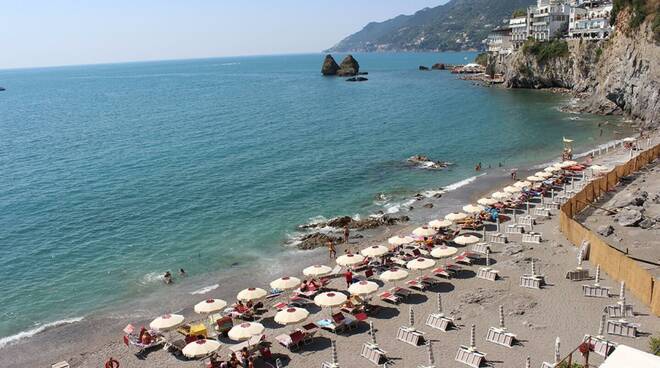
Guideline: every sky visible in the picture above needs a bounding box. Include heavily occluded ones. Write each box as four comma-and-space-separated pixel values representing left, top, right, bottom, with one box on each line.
0, 0, 446, 69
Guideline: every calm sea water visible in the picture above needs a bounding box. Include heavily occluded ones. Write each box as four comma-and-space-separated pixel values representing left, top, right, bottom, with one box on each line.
0, 53, 626, 342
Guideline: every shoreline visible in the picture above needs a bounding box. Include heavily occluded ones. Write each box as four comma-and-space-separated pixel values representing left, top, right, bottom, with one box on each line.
0, 129, 645, 367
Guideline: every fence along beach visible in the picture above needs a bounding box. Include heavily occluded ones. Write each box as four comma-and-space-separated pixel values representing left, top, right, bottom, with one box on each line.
18, 133, 659, 367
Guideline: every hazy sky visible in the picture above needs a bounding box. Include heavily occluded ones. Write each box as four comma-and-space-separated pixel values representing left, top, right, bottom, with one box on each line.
0, 0, 446, 69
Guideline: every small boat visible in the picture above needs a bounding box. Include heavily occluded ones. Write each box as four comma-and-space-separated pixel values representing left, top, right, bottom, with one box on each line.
0, 87, 5, 91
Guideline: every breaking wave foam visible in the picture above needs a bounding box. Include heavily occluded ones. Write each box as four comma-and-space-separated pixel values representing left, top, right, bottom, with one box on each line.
0, 317, 84, 349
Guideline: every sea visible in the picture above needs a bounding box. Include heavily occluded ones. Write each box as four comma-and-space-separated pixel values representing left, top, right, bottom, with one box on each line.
0, 52, 631, 347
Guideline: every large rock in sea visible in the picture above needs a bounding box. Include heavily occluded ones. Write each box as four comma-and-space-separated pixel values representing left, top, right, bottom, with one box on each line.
432, 63, 446, 70
337, 55, 360, 76
321, 54, 340, 76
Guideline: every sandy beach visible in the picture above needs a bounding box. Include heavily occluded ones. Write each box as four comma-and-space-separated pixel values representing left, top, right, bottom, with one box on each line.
3, 133, 659, 368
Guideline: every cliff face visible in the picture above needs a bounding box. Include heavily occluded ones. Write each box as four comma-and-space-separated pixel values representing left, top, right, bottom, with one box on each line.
497, 9, 659, 127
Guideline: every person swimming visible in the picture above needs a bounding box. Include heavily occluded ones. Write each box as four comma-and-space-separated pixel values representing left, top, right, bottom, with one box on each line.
163, 271, 173, 284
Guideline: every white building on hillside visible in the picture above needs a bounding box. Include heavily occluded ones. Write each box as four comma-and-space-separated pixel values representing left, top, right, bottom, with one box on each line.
568, 1, 613, 39
529, 0, 571, 41
509, 16, 529, 49
487, 27, 513, 55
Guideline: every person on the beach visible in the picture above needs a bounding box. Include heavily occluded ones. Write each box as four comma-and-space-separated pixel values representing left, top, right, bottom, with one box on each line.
228, 353, 239, 368
240, 347, 250, 368
163, 271, 173, 284
344, 269, 353, 287
511, 170, 517, 180
327, 240, 336, 259
475, 162, 481, 171
343, 225, 350, 244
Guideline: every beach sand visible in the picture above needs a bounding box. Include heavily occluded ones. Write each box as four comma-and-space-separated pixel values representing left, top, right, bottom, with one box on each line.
3, 134, 659, 368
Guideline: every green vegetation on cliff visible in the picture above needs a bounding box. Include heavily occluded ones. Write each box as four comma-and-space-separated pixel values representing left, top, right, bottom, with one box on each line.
611, 0, 659, 40
512, 8, 527, 17
327, 0, 535, 52
474, 52, 489, 66
522, 39, 569, 63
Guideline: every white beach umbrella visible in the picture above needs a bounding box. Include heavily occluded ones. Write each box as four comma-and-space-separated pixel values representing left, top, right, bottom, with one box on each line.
182, 339, 221, 358
348, 280, 379, 296
314, 292, 348, 307
454, 234, 480, 246
622, 137, 636, 142
491, 191, 510, 200
545, 166, 561, 173
336, 253, 365, 267
560, 160, 578, 168
477, 197, 498, 206
274, 307, 309, 326
270, 276, 301, 291
445, 212, 468, 222
303, 264, 332, 277
428, 219, 453, 229
462, 204, 484, 214
412, 226, 436, 237
228, 322, 265, 341
431, 246, 458, 259
150, 313, 184, 331
194, 299, 228, 314
503, 185, 521, 194
237, 287, 267, 302
407, 257, 436, 271
379, 269, 409, 282
590, 165, 609, 172
526, 176, 545, 182
361, 245, 389, 257
388, 235, 415, 246
535, 171, 553, 178
513, 181, 532, 189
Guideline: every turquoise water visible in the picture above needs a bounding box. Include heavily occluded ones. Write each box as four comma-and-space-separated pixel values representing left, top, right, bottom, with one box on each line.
0, 53, 624, 342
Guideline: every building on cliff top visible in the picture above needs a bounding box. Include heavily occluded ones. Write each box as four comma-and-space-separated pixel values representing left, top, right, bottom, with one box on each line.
568, 1, 613, 40
529, 0, 571, 41
487, 26, 513, 56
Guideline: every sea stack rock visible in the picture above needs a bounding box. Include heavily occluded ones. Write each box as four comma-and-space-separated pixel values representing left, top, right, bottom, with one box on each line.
337, 55, 360, 76
419, 66, 430, 71
321, 54, 340, 76
432, 63, 446, 70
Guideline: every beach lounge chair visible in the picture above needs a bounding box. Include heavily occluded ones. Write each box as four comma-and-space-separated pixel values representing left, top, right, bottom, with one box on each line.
477, 267, 499, 282
390, 286, 412, 299
406, 279, 426, 291
215, 316, 233, 336
486, 327, 516, 347
426, 313, 454, 332
228, 334, 265, 356
583, 334, 617, 357
446, 263, 462, 274
332, 312, 357, 332
379, 291, 401, 304
432, 266, 452, 279
522, 232, 542, 244
471, 243, 490, 255
582, 284, 610, 298
604, 303, 634, 318
325, 265, 343, 279
276, 330, 305, 351
606, 319, 638, 337
454, 252, 473, 265
420, 275, 438, 287
455, 345, 486, 368
396, 326, 425, 346
520, 275, 544, 289
361, 342, 388, 365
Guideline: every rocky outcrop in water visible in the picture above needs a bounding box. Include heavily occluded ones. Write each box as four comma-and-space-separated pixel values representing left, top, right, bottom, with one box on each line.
407, 155, 452, 169
297, 233, 343, 250
432, 63, 446, 70
346, 77, 368, 82
493, 8, 659, 127
298, 214, 410, 232
321, 54, 340, 76
337, 55, 360, 76
419, 66, 430, 71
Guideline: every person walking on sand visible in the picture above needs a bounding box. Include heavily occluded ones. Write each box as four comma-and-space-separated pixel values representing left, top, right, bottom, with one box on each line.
343, 225, 350, 244
344, 269, 353, 287
327, 240, 337, 259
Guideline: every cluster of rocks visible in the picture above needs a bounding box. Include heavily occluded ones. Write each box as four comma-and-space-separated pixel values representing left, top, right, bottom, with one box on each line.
609, 189, 657, 229
418, 63, 446, 71
321, 54, 366, 77
407, 155, 452, 170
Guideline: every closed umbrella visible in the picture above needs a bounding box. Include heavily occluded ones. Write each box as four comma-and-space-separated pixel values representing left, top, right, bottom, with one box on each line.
477, 198, 498, 206
270, 276, 301, 291
379, 269, 409, 282
388, 235, 415, 246
503, 185, 521, 194
314, 292, 348, 307
360, 245, 389, 257
194, 299, 227, 314
454, 234, 480, 246
237, 287, 267, 302
336, 253, 365, 267
348, 280, 379, 296
412, 226, 436, 237
182, 339, 221, 358
513, 181, 532, 189
228, 322, 265, 341
462, 204, 484, 214
303, 264, 332, 277
407, 257, 435, 271
150, 313, 184, 331
491, 191, 510, 200
429, 219, 452, 229
445, 212, 468, 222
274, 307, 309, 326
430, 246, 458, 259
